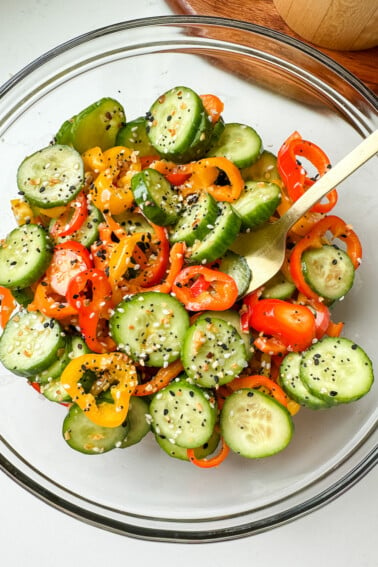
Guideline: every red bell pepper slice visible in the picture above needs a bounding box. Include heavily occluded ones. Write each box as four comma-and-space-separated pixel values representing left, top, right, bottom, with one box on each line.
277, 131, 338, 213
129, 224, 170, 288
289, 215, 362, 300
49, 192, 88, 238
172, 266, 239, 311
45, 240, 93, 297
249, 298, 316, 352
66, 268, 116, 353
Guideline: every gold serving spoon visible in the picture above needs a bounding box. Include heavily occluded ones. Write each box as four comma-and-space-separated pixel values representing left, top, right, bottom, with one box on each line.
230, 129, 378, 294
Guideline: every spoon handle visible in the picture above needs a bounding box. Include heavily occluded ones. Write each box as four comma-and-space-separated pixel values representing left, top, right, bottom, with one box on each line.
281, 129, 378, 230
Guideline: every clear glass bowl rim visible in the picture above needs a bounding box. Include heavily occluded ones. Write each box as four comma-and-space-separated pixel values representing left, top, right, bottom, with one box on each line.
0, 14, 377, 543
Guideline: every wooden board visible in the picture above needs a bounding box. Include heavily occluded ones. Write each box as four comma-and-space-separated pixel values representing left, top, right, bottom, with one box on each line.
168, 0, 378, 94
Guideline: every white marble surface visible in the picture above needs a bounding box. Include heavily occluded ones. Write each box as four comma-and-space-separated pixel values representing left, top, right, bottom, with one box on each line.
0, 1, 377, 565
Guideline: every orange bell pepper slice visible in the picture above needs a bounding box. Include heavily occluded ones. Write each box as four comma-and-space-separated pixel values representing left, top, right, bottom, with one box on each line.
187, 437, 230, 468
200, 94, 224, 124
0, 287, 16, 329
134, 359, 184, 396
180, 157, 244, 202
28, 279, 78, 320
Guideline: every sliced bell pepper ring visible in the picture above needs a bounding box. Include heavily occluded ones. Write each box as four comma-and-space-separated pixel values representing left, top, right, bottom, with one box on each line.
200, 93, 224, 124
129, 224, 170, 288
227, 374, 288, 407
289, 215, 362, 300
134, 359, 184, 396
107, 232, 148, 295
61, 352, 138, 427
179, 157, 244, 202
79, 313, 117, 354
0, 286, 16, 329
172, 266, 239, 311
45, 240, 93, 297
148, 241, 185, 294
66, 268, 116, 353
28, 279, 78, 320
187, 437, 230, 469
66, 268, 114, 315
81, 146, 106, 174
249, 298, 316, 352
277, 131, 338, 213
89, 146, 140, 215
49, 191, 88, 238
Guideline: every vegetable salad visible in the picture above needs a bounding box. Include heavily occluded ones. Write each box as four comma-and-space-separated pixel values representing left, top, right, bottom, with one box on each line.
0, 86, 374, 465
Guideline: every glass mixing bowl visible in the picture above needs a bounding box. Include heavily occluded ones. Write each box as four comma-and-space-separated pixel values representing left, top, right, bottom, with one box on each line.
0, 15, 377, 542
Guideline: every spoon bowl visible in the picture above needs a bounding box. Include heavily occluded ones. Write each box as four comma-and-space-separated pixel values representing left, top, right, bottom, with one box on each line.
231, 130, 378, 293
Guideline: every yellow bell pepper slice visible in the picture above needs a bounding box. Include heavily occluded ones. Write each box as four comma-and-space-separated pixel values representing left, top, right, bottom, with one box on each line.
61, 352, 138, 427
89, 146, 141, 215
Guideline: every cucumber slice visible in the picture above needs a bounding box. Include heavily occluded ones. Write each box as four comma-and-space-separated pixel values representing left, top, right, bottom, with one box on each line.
62, 404, 129, 455
182, 316, 248, 388
155, 427, 220, 461
54, 119, 74, 146
17, 144, 84, 208
38, 335, 91, 400
197, 309, 254, 360
262, 271, 296, 300
131, 168, 181, 226
300, 336, 374, 404
207, 116, 225, 148
35, 341, 70, 385
149, 379, 217, 448
169, 192, 219, 245
113, 209, 154, 235
187, 202, 241, 264
110, 292, 190, 367
0, 224, 53, 289
241, 150, 281, 183
40, 378, 71, 404
120, 396, 151, 448
56, 97, 126, 153
54, 203, 103, 248
146, 86, 205, 162
217, 250, 252, 299
220, 389, 294, 458
182, 106, 214, 162
0, 310, 64, 377
279, 352, 330, 409
207, 122, 262, 168
232, 181, 281, 230
116, 116, 157, 157
302, 245, 355, 301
